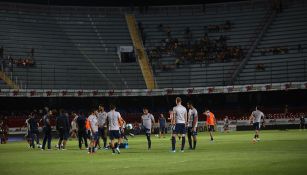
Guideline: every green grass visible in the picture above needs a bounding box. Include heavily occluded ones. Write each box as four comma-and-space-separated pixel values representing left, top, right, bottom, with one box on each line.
0, 130, 307, 175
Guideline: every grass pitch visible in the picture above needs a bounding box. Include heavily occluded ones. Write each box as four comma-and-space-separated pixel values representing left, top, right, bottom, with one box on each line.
0, 130, 307, 175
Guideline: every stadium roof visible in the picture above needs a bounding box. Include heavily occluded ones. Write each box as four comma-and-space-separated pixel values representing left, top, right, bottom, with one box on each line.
0, 0, 246, 7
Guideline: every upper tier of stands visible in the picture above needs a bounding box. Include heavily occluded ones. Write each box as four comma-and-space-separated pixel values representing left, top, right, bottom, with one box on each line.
136, 1, 269, 88
0, 0, 305, 90
0, 7, 145, 89
236, 2, 307, 84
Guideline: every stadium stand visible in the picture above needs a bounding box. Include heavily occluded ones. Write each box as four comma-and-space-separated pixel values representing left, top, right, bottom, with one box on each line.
0, 0, 305, 90
136, 1, 270, 88
236, 2, 307, 84
0, 7, 145, 89
0, 79, 9, 89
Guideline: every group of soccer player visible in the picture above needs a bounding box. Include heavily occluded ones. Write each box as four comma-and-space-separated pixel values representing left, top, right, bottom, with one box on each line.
24, 96, 266, 154
76, 104, 125, 154
168, 97, 218, 152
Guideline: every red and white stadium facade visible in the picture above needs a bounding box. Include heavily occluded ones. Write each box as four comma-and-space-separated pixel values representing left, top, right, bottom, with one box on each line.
0, 82, 306, 97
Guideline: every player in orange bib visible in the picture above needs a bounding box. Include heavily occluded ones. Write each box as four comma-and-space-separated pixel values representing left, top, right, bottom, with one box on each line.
85, 117, 91, 143
204, 109, 216, 141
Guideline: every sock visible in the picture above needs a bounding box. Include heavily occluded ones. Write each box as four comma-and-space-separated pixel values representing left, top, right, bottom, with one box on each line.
88, 146, 92, 153
193, 140, 197, 149
147, 134, 151, 149
171, 136, 176, 151
188, 136, 192, 149
92, 147, 95, 152
181, 137, 185, 150
254, 134, 257, 139
58, 140, 61, 149
103, 138, 107, 148
149, 140, 151, 149
148, 139, 151, 149
112, 147, 115, 153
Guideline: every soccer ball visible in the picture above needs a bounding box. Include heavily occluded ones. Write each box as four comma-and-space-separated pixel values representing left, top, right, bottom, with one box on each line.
37, 144, 42, 149
126, 124, 133, 130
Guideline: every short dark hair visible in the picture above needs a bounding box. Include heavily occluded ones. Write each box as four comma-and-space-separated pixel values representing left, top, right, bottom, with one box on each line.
91, 108, 96, 113
59, 109, 64, 115
187, 101, 193, 106
110, 104, 116, 110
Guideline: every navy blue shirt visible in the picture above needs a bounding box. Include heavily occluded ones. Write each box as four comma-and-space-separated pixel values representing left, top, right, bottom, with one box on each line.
76, 115, 86, 131
159, 117, 166, 127
56, 115, 69, 131
28, 117, 38, 131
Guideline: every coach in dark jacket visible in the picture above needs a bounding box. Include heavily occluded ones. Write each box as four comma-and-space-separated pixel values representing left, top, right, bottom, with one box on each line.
75, 112, 88, 149
56, 109, 70, 150
41, 110, 52, 150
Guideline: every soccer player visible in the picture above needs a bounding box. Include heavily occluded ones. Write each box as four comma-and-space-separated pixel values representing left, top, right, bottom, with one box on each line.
171, 97, 187, 152
187, 101, 198, 150
28, 113, 41, 148
158, 113, 166, 138
24, 116, 31, 147
75, 112, 88, 150
141, 107, 155, 150
119, 116, 128, 141
299, 113, 305, 130
204, 109, 216, 141
85, 116, 91, 141
70, 117, 77, 139
249, 106, 265, 143
106, 104, 123, 154
96, 105, 108, 149
41, 110, 52, 150
224, 116, 230, 133
88, 109, 99, 154
56, 109, 70, 150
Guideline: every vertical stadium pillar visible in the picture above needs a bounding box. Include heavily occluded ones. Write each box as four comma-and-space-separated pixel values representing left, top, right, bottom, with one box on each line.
125, 14, 156, 89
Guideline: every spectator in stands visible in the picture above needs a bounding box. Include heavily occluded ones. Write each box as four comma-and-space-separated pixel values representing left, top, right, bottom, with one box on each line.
184, 27, 192, 43
149, 23, 243, 71
8, 55, 13, 72
297, 44, 302, 53
175, 58, 181, 68
272, 0, 283, 13
30, 48, 34, 58
164, 26, 171, 38
260, 48, 266, 56
158, 23, 164, 32
138, 22, 146, 45
256, 63, 265, 71
203, 26, 208, 34
224, 20, 232, 31
1, 58, 5, 71
261, 47, 288, 55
